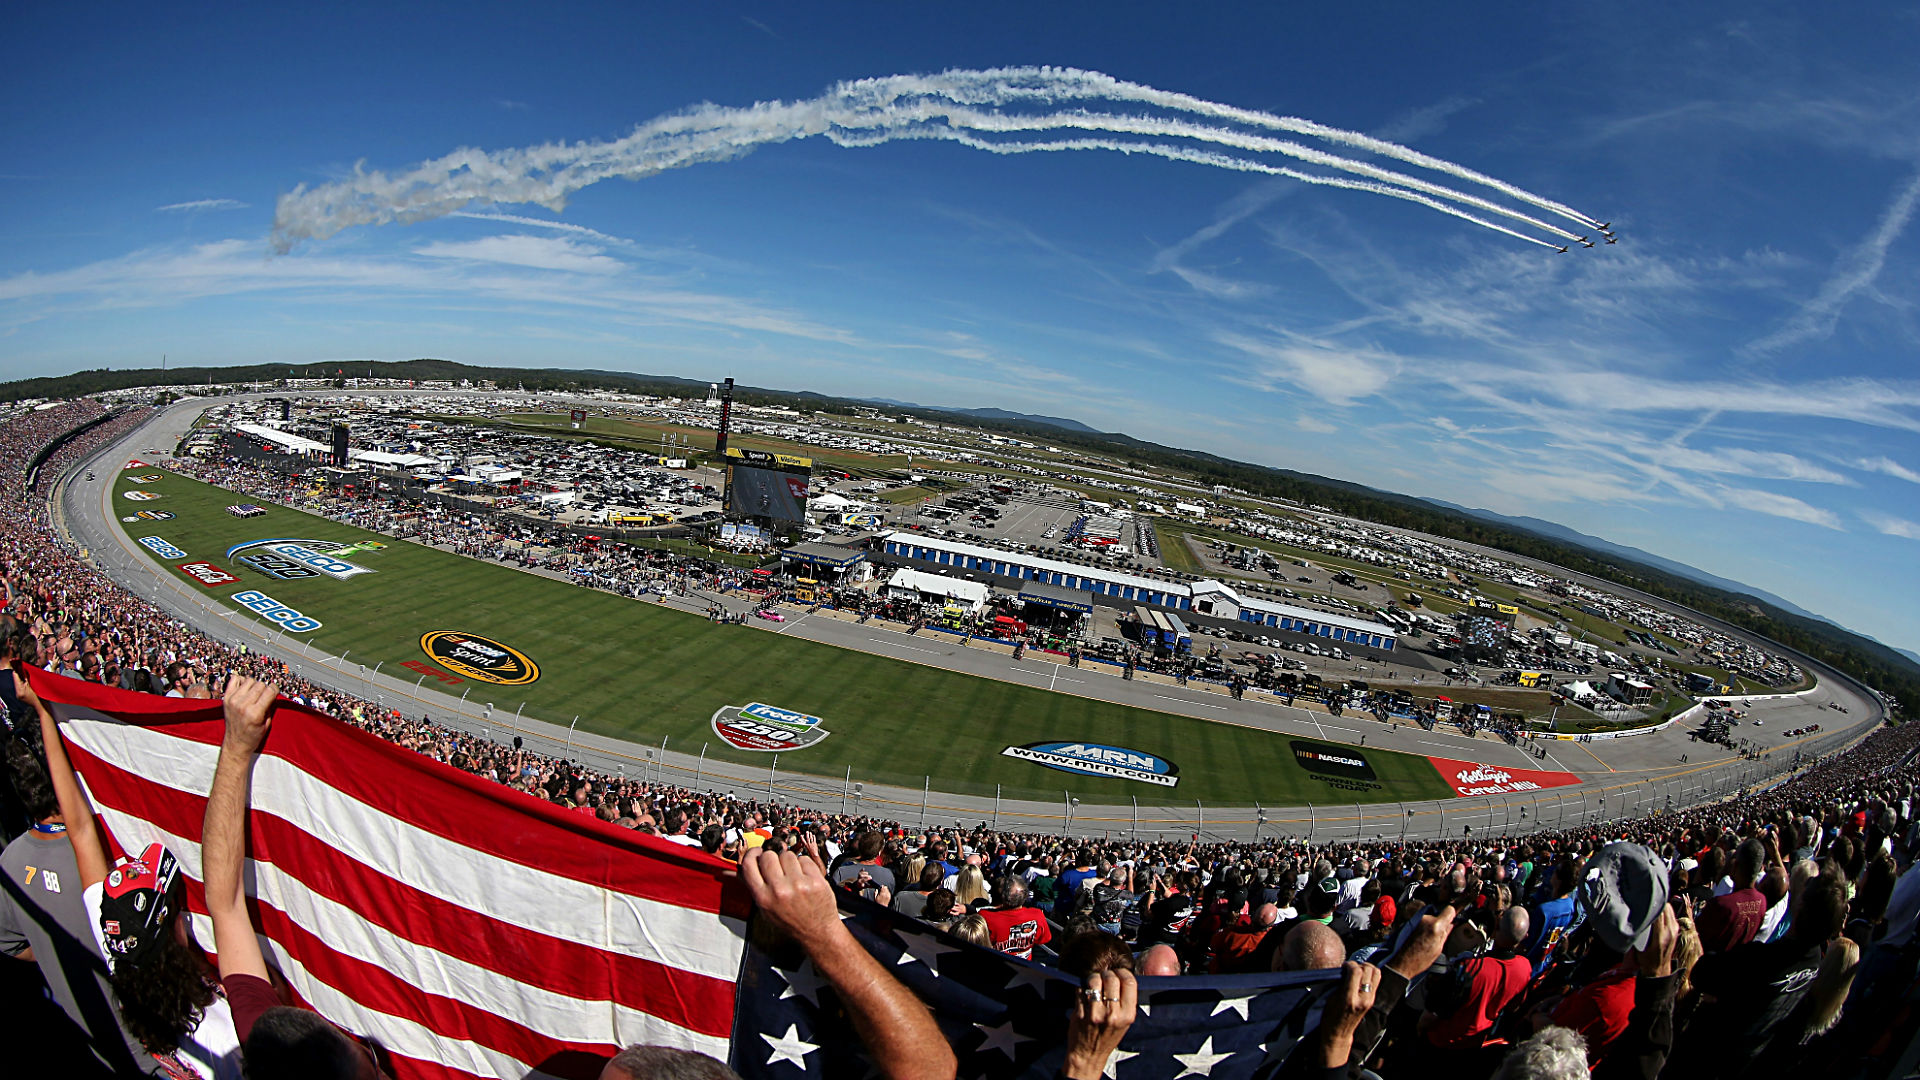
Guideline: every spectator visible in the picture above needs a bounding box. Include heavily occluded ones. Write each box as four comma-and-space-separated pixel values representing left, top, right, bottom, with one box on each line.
0, 700, 156, 1074
1695, 838, 1768, 954
890, 862, 947, 919
20, 671, 245, 1077
978, 875, 1051, 960
1209, 902, 1278, 974
600, 1045, 741, 1080
1416, 903, 1531, 1065
949, 914, 992, 949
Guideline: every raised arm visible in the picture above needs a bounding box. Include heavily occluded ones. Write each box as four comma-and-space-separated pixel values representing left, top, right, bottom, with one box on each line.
204, 675, 279, 982
15, 672, 110, 889
740, 848, 956, 1080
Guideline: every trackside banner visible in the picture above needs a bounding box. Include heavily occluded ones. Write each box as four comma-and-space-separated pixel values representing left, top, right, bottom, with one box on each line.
1426, 754, 1581, 797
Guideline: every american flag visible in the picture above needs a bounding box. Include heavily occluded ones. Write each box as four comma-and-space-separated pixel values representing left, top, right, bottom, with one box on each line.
36, 670, 1338, 1080
731, 897, 1338, 1080
31, 671, 749, 1080
226, 504, 266, 517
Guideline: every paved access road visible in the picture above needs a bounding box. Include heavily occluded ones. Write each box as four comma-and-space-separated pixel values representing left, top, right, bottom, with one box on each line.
53, 394, 1886, 841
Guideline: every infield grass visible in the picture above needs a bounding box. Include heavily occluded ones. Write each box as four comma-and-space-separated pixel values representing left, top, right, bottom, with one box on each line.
108, 466, 1458, 806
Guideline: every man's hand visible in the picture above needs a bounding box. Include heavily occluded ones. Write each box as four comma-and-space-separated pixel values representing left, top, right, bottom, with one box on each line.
220, 675, 279, 754
740, 847, 849, 954
1319, 961, 1380, 1068
1062, 968, 1137, 1080
1387, 903, 1456, 979
1634, 904, 1679, 978
12, 671, 43, 714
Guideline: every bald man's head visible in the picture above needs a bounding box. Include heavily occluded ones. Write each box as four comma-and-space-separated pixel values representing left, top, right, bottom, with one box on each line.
1254, 903, 1280, 927
1277, 920, 1346, 972
1495, 905, 1531, 951
1140, 944, 1182, 976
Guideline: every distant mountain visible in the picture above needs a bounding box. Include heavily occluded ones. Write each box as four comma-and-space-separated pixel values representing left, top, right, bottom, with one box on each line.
1424, 500, 1833, 622
854, 399, 1099, 433
1900, 647, 1920, 667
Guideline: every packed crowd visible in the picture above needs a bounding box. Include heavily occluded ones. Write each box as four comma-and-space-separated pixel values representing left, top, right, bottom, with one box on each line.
4, 404, 1919, 1079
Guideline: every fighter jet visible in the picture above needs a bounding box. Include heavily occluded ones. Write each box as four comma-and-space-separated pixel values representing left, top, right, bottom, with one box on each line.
1579, 239, 1595, 248
1555, 245, 1569, 253
1604, 235, 1618, 244
1596, 222, 1612, 230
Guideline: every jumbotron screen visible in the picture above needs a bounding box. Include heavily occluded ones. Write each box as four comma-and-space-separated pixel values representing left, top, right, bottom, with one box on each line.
725, 448, 812, 523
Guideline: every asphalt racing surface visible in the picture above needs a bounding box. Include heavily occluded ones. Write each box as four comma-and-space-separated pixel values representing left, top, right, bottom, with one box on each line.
53, 395, 1887, 841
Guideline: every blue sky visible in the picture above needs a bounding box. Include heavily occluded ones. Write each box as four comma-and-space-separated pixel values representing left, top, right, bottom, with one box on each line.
4, 4, 1918, 654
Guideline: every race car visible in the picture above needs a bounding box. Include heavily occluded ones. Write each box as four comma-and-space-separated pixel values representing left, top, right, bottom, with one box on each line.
756, 609, 786, 623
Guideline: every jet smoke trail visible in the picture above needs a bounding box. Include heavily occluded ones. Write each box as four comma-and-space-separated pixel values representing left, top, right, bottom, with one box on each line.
271, 66, 1604, 252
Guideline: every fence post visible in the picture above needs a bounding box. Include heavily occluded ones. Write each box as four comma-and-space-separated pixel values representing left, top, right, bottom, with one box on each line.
993, 784, 1001, 830
920, 777, 929, 827
1307, 802, 1314, 841
1196, 800, 1203, 840
696, 743, 707, 789
768, 755, 778, 800
1132, 796, 1138, 842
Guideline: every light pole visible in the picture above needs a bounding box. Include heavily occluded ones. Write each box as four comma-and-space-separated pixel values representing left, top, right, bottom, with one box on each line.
1256, 808, 1267, 844
564, 715, 579, 757
1065, 792, 1079, 833
853, 782, 864, 818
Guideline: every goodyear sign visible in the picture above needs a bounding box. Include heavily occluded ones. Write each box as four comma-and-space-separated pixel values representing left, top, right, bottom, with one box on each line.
1001, 741, 1180, 787
712, 702, 832, 752
420, 631, 540, 685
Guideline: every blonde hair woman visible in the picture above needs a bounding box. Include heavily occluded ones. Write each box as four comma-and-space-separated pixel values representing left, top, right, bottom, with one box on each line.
950, 914, 992, 948
953, 866, 989, 907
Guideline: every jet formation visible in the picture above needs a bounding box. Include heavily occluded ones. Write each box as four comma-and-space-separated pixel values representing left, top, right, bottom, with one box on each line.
1555, 223, 1618, 253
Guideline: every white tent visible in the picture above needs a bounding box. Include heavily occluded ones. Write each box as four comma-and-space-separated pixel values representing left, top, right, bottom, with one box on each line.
885, 568, 988, 613
809, 491, 858, 512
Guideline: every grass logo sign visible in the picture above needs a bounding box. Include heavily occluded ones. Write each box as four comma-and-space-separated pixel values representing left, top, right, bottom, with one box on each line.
420, 631, 540, 685
711, 702, 832, 752
226, 538, 379, 581
1001, 742, 1180, 787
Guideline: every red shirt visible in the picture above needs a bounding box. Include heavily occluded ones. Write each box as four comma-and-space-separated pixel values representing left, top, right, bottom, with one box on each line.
1425, 953, 1532, 1049
221, 973, 281, 1042
1697, 886, 1767, 952
980, 906, 1052, 960
1550, 966, 1637, 1062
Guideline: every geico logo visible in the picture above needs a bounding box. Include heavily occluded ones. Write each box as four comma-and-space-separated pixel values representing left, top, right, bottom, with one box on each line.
264, 544, 372, 579
231, 590, 322, 633
137, 536, 188, 560
238, 553, 320, 580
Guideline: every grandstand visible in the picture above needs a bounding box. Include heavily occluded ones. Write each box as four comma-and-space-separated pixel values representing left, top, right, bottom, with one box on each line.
4, 398, 1918, 1079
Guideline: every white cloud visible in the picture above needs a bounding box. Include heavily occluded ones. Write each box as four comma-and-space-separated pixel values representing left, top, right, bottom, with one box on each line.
1856, 456, 1920, 484
1213, 331, 1397, 405
1745, 166, 1920, 356
1860, 510, 1920, 540
1715, 486, 1844, 530
1294, 415, 1338, 434
412, 234, 624, 274
156, 198, 248, 212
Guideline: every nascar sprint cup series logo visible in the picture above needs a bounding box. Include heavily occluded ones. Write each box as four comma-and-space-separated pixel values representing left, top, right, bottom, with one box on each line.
711, 702, 832, 752
1001, 742, 1180, 787
225, 538, 383, 582
420, 631, 540, 685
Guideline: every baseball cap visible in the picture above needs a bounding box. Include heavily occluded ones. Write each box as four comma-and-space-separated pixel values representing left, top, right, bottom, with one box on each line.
99, 843, 182, 972
1313, 877, 1340, 896
1579, 843, 1670, 954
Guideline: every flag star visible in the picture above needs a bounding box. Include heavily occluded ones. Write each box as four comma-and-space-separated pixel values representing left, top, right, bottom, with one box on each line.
1103, 1048, 1139, 1079
1172, 1036, 1233, 1077
1005, 963, 1061, 995
761, 1024, 820, 1069
972, 1019, 1033, 1059
1210, 993, 1254, 1021
1136, 1001, 1151, 1017
773, 956, 830, 1006
894, 928, 960, 976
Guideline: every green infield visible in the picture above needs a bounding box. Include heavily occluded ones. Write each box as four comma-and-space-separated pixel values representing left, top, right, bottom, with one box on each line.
106, 466, 1459, 806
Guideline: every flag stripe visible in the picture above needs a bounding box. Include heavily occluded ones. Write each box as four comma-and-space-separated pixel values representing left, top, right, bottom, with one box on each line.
59, 709, 748, 983
30, 673, 748, 1080
65, 734, 740, 1037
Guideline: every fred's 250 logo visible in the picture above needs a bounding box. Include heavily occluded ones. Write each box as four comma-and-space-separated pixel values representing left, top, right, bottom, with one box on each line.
711, 702, 832, 752
420, 631, 540, 685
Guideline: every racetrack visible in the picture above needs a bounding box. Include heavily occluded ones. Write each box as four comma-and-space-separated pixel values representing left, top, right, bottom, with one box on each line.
54, 394, 1887, 839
